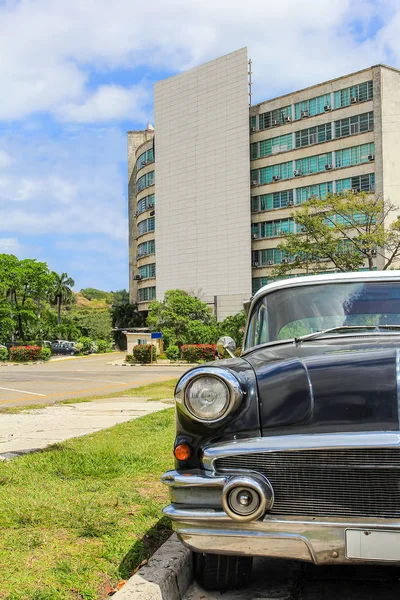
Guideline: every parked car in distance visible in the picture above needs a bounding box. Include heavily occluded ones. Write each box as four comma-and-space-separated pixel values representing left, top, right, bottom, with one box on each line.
50, 341, 78, 356
162, 270, 400, 590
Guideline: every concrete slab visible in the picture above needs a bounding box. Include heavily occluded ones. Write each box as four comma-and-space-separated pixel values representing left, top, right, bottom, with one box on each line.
0, 397, 170, 456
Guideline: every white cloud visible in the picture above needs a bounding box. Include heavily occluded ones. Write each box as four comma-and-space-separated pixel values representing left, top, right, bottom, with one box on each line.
0, 237, 22, 254
57, 84, 149, 123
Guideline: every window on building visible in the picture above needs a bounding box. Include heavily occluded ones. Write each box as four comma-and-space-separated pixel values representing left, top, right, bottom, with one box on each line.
136, 148, 155, 170
138, 263, 156, 279
251, 189, 294, 212
137, 240, 155, 257
137, 171, 155, 192
250, 115, 257, 131
294, 94, 331, 120
253, 218, 297, 239
138, 216, 155, 236
334, 111, 374, 138
335, 143, 374, 168
137, 194, 155, 214
334, 80, 373, 109
295, 123, 332, 148
259, 106, 292, 130
296, 182, 334, 204
336, 173, 375, 194
252, 248, 290, 266
295, 152, 333, 175
251, 133, 293, 160
254, 160, 294, 185
138, 287, 156, 302
252, 277, 268, 295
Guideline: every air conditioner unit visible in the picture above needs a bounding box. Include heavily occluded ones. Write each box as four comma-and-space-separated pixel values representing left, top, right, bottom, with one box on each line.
251, 126, 257, 132
252, 233, 259, 239
324, 105, 332, 112
134, 211, 139, 217
368, 154, 375, 161
133, 275, 141, 280
150, 210, 155, 216
350, 188, 359, 194
252, 207, 259, 212
282, 258, 288, 263
272, 119, 279, 126
350, 96, 358, 104
268, 260, 274, 266
252, 262, 259, 268
301, 110, 309, 118
294, 170, 302, 177
325, 164, 333, 170
371, 249, 377, 257
287, 199, 294, 206
284, 116, 292, 123
251, 180, 259, 186
272, 175, 281, 182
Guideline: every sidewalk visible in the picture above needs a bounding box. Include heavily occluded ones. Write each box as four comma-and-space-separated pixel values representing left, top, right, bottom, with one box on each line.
0, 396, 171, 459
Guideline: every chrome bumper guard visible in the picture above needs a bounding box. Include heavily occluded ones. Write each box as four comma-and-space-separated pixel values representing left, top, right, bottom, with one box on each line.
162, 469, 400, 565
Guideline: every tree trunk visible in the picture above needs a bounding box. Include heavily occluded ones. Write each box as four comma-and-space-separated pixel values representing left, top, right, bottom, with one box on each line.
57, 296, 61, 325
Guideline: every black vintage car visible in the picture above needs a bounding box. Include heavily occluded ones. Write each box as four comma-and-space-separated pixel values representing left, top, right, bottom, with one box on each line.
162, 271, 400, 590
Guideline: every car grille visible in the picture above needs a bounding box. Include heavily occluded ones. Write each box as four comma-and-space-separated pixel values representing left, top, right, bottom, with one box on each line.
214, 449, 400, 518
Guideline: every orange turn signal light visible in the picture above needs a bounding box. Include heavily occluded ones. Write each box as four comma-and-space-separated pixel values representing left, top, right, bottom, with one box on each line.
174, 443, 192, 461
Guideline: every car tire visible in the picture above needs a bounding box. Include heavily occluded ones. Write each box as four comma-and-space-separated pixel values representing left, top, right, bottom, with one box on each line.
70, 350, 75, 356
193, 552, 253, 591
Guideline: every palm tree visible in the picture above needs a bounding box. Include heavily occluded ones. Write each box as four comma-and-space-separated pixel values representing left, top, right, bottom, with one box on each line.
51, 272, 75, 325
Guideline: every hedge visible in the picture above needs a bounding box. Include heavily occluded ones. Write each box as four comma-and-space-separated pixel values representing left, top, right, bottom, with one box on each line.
10, 346, 43, 362
165, 345, 179, 361
0, 347, 8, 361
180, 344, 216, 362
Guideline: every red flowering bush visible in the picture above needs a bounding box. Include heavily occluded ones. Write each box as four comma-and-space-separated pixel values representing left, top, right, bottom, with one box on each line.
131, 344, 157, 364
180, 344, 216, 363
10, 345, 43, 362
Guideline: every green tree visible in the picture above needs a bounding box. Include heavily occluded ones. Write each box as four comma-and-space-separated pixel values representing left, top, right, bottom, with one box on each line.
273, 192, 400, 278
51, 272, 75, 325
147, 290, 217, 347
219, 311, 247, 347
111, 302, 145, 349
80, 287, 113, 303
111, 289, 129, 305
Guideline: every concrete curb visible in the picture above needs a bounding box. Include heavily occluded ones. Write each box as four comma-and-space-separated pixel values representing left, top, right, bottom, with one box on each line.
113, 534, 192, 600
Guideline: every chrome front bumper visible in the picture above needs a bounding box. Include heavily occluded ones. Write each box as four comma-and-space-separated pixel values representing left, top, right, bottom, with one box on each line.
162, 469, 400, 565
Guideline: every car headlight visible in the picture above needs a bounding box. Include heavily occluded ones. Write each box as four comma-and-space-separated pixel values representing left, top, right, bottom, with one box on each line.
175, 367, 243, 423
186, 376, 230, 421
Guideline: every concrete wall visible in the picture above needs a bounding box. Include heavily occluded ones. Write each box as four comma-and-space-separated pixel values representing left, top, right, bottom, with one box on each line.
154, 48, 251, 318
381, 67, 400, 227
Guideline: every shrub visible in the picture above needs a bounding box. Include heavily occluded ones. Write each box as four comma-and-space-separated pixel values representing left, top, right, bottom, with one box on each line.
0, 347, 8, 361
96, 339, 110, 353
165, 345, 180, 361
180, 344, 216, 363
132, 344, 157, 364
39, 347, 51, 361
74, 342, 84, 354
10, 346, 42, 362
125, 354, 136, 364
78, 337, 92, 354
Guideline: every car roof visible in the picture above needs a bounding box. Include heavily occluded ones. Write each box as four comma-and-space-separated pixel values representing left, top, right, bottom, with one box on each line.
252, 270, 400, 303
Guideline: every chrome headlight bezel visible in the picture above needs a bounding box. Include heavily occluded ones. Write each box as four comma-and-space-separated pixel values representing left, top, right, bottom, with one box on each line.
175, 367, 243, 424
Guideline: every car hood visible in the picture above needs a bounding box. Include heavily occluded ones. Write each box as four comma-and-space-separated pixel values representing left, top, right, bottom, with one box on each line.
243, 336, 400, 436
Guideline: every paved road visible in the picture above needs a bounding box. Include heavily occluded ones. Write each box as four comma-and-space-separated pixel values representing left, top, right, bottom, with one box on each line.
0, 353, 188, 408
185, 558, 400, 599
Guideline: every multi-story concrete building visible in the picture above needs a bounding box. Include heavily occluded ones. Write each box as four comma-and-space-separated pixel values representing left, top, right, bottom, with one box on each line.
128, 49, 400, 317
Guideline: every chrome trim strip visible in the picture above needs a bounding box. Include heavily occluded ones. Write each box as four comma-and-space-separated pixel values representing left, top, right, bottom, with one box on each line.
175, 367, 243, 424
163, 504, 229, 521
202, 431, 400, 471
397, 349, 400, 427
161, 470, 226, 488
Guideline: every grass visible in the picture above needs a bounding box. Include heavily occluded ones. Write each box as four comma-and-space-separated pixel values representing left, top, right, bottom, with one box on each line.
0, 408, 175, 600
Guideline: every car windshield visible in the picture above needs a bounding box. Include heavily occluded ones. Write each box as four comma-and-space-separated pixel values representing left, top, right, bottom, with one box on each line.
245, 281, 400, 349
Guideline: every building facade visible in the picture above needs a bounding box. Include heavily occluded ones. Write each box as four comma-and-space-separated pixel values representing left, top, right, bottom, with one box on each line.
128, 53, 400, 316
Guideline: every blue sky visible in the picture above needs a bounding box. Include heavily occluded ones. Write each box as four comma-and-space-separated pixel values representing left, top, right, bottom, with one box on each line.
0, 0, 398, 292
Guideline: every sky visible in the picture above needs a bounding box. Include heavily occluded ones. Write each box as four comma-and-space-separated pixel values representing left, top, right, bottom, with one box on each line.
0, 0, 400, 291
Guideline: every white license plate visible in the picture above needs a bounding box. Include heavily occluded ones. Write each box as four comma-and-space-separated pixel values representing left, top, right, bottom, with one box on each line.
346, 529, 400, 561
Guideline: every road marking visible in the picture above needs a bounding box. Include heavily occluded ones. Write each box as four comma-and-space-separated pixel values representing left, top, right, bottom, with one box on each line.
26, 375, 129, 385
0, 386, 46, 397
